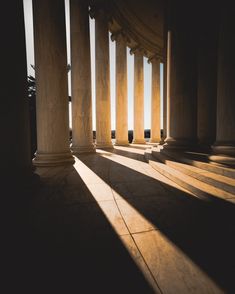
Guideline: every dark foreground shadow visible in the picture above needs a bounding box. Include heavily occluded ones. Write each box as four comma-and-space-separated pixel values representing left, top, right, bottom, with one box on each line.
6, 166, 156, 294
79, 150, 235, 294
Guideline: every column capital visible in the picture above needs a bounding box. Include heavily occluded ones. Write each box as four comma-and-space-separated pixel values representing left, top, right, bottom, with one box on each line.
147, 53, 163, 64
129, 45, 146, 56
111, 30, 129, 43
89, 3, 110, 21
89, 5, 103, 19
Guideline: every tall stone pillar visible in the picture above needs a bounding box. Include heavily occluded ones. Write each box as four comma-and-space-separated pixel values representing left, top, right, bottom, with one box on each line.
164, 3, 197, 149
210, 5, 235, 165
150, 58, 161, 143
133, 50, 145, 144
32, 0, 74, 166
166, 31, 171, 142
95, 8, 113, 148
115, 33, 129, 145
197, 6, 218, 150
3, 1, 33, 184
161, 6, 168, 144
70, 0, 95, 153
197, 39, 217, 149
161, 61, 167, 144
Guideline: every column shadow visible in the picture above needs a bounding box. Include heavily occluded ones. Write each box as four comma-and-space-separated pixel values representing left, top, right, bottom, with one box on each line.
112, 147, 146, 162
10, 165, 157, 294
79, 150, 235, 293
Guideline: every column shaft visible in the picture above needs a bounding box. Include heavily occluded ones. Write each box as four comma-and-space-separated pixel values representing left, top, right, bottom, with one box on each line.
95, 10, 112, 148
33, 0, 74, 166
162, 8, 168, 143
210, 5, 235, 165
197, 39, 217, 148
164, 3, 197, 149
197, 6, 218, 149
166, 31, 171, 142
115, 36, 128, 145
70, 0, 95, 153
150, 59, 161, 143
133, 51, 145, 144
161, 62, 167, 143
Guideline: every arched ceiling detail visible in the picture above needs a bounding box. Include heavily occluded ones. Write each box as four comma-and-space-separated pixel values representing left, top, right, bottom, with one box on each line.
90, 0, 165, 59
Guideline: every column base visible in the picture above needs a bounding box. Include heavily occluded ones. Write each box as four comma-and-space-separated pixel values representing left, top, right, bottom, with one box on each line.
33, 151, 75, 167
210, 144, 235, 166
198, 138, 214, 147
149, 138, 161, 144
163, 137, 197, 150
114, 140, 129, 146
96, 142, 113, 149
211, 144, 235, 156
209, 155, 235, 166
132, 139, 146, 144
71, 144, 96, 154
159, 136, 166, 145
196, 138, 214, 153
196, 143, 212, 153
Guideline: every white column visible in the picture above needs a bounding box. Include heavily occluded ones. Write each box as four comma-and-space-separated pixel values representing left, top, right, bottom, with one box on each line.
95, 9, 113, 148
150, 58, 161, 143
70, 0, 95, 153
133, 50, 145, 144
33, 0, 74, 166
115, 33, 129, 145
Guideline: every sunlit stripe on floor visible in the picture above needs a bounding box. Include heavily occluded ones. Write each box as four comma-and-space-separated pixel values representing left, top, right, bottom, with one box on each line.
96, 148, 194, 193
73, 156, 160, 290
73, 156, 223, 293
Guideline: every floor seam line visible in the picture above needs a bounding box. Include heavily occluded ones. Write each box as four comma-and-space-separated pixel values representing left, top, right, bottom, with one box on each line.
111, 189, 163, 294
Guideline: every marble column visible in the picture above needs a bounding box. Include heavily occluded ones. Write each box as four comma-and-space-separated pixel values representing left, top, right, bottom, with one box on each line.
70, 0, 95, 153
133, 50, 145, 144
197, 40, 217, 149
33, 0, 74, 166
197, 6, 218, 150
164, 4, 197, 149
210, 5, 235, 165
150, 58, 161, 143
115, 33, 129, 145
95, 9, 113, 148
166, 31, 171, 143
161, 61, 167, 143
161, 12, 168, 144
3, 1, 33, 184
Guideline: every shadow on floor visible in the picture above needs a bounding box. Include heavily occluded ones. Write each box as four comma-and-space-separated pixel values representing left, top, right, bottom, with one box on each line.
112, 147, 147, 162
78, 149, 235, 293
10, 165, 157, 294
7, 147, 235, 293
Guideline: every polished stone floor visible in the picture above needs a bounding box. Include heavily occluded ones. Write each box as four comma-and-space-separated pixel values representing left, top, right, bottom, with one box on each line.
9, 145, 235, 293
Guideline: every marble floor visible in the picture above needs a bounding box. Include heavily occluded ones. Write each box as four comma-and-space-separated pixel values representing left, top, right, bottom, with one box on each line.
11, 145, 235, 293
